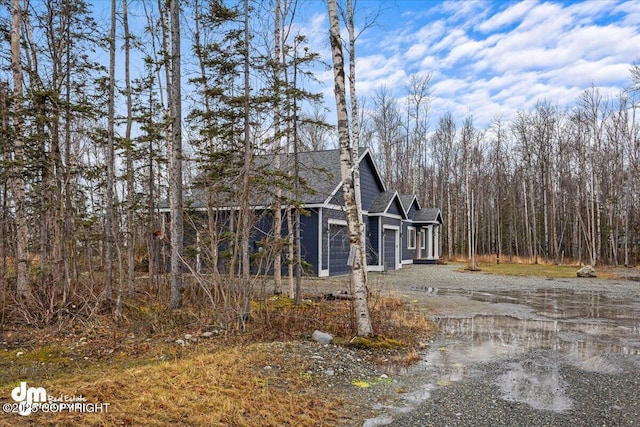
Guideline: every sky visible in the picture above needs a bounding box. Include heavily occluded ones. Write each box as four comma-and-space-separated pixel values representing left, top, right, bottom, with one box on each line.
296, 0, 640, 128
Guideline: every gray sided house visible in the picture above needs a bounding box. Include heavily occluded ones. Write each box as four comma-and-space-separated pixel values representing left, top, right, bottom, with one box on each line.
399, 194, 443, 265
161, 148, 442, 276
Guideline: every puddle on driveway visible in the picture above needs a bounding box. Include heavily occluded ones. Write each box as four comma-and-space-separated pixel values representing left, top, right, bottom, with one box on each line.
432, 288, 640, 357
435, 288, 640, 321
364, 288, 640, 426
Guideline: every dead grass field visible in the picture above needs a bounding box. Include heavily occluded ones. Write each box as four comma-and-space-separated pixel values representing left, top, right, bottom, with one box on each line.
0, 285, 438, 427
452, 255, 618, 279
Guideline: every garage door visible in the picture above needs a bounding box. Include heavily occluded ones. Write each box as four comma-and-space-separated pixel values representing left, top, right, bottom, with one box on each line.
329, 224, 350, 275
383, 229, 397, 270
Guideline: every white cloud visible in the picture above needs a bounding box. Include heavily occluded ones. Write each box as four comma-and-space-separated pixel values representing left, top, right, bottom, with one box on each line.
547, 59, 631, 89
356, 54, 403, 82
517, 2, 568, 31
431, 28, 467, 53
478, 1, 537, 32
302, 0, 637, 129
445, 38, 486, 67
406, 43, 428, 61
615, 1, 640, 27
432, 78, 468, 96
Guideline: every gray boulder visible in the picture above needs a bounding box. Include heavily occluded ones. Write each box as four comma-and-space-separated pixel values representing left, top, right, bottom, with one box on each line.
577, 265, 597, 278
312, 330, 333, 344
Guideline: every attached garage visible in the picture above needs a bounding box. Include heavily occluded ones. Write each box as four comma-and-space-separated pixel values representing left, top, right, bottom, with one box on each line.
328, 222, 350, 276
383, 227, 399, 271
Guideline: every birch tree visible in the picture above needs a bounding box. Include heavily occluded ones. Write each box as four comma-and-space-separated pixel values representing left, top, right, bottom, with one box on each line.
344, 0, 370, 282
327, 0, 372, 336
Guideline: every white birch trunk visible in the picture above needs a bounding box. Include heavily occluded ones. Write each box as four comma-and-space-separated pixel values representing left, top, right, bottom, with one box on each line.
346, 0, 368, 282
327, 0, 372, 336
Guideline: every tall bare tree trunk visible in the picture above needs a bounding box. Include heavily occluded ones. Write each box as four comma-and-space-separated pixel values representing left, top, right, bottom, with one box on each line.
240, 0, 252, 321
292, 42, 303, 304
327, 0, 372, 337
10, 0, 29, 297
169, 0, 184, 309
447, 189, 453, 260
346, 0, 368, 282
528, 171, 538, 263
105, 0, 117, 301
62, 8, 74, 300
272, 0, 283, 294
0, 87, 6, 286
124, 0, 136, 299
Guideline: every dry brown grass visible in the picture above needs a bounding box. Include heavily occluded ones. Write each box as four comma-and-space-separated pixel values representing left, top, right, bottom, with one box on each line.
0, 283, 437, 427
447, 255, 618, 279
448, 254, 584, 266
1, 344, 344, 427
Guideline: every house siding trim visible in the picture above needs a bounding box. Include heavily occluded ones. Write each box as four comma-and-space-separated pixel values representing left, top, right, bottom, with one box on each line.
318, 208, 328, 277
369, 213, 403, 220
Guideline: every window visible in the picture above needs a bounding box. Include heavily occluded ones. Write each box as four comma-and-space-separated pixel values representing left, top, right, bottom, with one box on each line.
420, 229, 426, 250
408, 226, 416, 249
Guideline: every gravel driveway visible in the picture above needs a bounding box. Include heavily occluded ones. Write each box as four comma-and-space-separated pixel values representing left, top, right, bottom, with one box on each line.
348, 264, 640, 427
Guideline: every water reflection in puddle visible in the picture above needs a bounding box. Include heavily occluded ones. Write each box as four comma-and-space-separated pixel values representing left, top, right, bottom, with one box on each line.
429, 288, 640, 322
365, 287, 640, 426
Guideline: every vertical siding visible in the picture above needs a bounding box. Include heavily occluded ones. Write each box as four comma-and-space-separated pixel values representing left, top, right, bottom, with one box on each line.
183, 210, 201, 271
300, 208, 319, 275
248, 209, 274, 275
366, 215, 379, 265
329, 189, 345, 206
322, 207, 349, 275
407, 202, 418, 220
328, 224, 350, 275
402, 222, 417, 261
387, 198, 403, 216
321, 208, 328, 271
402, 222, 409, 260
359, 155, 384, 211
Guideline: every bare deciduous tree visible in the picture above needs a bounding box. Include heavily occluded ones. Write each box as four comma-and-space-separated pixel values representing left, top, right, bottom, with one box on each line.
9, 0, 29, 297
327, 0, 372, 336
169, 0, 184, 309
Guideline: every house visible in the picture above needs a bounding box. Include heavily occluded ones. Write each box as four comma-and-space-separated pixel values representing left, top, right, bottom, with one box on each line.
399, 194, 443, 265
162, 147, 442, 276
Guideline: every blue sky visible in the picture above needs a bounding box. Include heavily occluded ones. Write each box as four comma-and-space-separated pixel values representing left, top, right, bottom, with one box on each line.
297, 0, 640, 128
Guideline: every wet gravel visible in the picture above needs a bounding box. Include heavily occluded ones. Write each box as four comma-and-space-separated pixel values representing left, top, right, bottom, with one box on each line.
388, 352, 640, 427
320, 264, 640, 427
367, 263, 640, 300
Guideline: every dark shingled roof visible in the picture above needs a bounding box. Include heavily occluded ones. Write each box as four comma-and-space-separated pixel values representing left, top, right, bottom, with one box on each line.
163, 148, 369, 210
290, 148, 344, 205
399, 194, 421, 217
368, 191, 397, 214
413, 208, 443, 223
